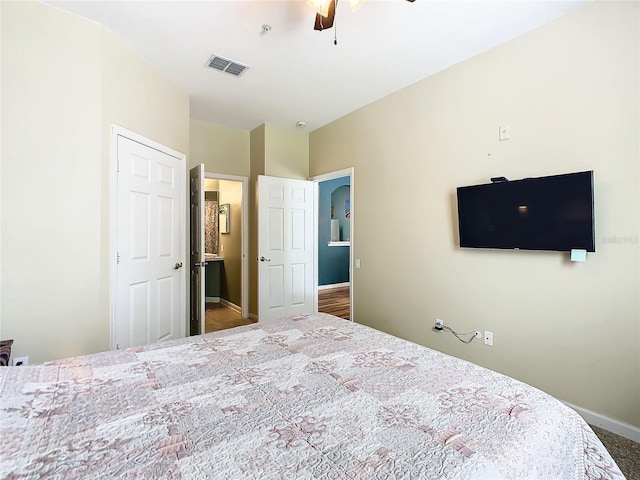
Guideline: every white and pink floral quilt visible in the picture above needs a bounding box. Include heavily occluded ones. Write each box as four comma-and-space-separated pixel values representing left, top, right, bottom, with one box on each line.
0, 313, 624, 479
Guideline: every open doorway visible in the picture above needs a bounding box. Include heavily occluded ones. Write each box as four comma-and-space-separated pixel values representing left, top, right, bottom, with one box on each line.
203, 174, 252, 332
190, 168, 252, 334
312, 168, 354, 321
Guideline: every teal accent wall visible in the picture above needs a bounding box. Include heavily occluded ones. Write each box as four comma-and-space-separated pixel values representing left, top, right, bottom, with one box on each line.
331, 185, 351, 241
319, 176, 350, 286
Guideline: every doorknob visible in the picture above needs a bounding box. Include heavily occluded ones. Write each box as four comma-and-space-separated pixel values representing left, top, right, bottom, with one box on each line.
174, 262, 183, 269
259, 256, 271, 262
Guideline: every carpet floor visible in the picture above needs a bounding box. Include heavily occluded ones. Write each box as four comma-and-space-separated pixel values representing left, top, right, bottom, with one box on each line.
591, 425, 640, 479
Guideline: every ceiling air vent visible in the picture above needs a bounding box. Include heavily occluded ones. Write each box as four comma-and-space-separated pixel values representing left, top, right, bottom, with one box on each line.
205, 54, 249, 77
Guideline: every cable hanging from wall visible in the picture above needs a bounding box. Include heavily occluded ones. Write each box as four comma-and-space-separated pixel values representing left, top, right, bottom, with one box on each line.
434, 319, 481, 344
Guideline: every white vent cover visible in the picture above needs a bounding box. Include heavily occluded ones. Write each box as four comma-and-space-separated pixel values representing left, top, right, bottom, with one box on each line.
205, 54, 249, 77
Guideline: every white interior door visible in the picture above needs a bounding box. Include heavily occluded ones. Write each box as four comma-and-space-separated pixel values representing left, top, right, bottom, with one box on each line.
189, 164, 206, 335
114, 133, 185, 350
258, 175, 314, 321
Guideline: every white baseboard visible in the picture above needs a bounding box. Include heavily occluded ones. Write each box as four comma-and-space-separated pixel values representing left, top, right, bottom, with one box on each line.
220, 299, 241, 314
205, 296, 220, 303
563, 401, 640, 443
318, 282, 350, 291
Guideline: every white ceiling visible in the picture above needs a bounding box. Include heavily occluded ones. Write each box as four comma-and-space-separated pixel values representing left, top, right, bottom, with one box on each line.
46, 0, 587, 132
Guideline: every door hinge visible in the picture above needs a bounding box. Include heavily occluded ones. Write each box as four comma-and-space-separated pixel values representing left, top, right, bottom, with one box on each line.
116, 343, 119, 350
117, 252, 121, 264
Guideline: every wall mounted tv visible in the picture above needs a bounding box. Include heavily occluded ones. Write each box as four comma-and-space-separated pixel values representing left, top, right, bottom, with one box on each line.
456, 171, 595, 252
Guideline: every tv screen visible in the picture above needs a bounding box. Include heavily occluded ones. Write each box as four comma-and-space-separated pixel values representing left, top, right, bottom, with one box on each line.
457, 171, 595, 252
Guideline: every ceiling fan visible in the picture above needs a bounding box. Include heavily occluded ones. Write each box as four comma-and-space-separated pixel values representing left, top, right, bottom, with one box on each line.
307, 0, 415, 31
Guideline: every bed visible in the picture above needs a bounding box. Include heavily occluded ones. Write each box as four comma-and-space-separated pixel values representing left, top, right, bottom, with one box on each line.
0, 313, 624, 479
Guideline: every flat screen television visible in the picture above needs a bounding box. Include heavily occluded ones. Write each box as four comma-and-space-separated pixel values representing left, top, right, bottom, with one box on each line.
456, 171, 595, 252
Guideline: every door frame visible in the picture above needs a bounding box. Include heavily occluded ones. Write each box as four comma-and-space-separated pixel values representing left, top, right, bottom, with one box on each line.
203, 172, 250, 319
310, 167, 354, 322
109, 125, 187, 348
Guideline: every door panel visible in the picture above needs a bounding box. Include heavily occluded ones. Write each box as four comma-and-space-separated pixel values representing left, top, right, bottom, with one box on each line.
158, 196, 174, 256
115, 135, 184, 350
156, 275, 174, 341
269, 208, 284, 250
129, 281, 150, 347
268, 265, 284, 308
291, 209, 306, 249
130, 192, 150, 260
258, 175, 314, 321
291, 263, 306, 305
189, 164, 205, 336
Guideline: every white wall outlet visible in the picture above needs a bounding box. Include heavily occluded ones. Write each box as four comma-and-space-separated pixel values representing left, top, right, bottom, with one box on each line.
499, 125, 511, 141
355, 259, 361, 269
474, 331, 481, 338
435, 319, 444, 330
12, 356, 29, 366
484, 331, 493, 346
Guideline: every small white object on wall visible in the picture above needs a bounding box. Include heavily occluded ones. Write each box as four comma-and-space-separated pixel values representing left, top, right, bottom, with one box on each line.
330, 219, 340, 241
499, 125, 511, 141
570, 249, 587, 262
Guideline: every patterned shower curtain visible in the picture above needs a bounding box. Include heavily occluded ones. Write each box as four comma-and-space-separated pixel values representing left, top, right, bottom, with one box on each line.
204, 201, 219, 254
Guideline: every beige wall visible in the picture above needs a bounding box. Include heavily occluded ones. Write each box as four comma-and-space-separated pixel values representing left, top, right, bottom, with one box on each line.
310, 1, 639, 427
264, 124, 309, 180
204, 179, 220, 191
1, 1, 189, 364
189, 120, 250, 175
249, 126, 266, 317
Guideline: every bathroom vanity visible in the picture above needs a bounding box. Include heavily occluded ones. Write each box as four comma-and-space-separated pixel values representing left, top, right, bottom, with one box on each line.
204, 255, 224, 302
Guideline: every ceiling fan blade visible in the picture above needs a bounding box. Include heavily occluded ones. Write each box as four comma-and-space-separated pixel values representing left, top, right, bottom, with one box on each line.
314, 0, 336, 31
313, 0, 412, 32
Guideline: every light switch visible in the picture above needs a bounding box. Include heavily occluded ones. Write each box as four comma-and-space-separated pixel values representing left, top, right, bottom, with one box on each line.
499, 125, 511, 141
355, 259, 361, 269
